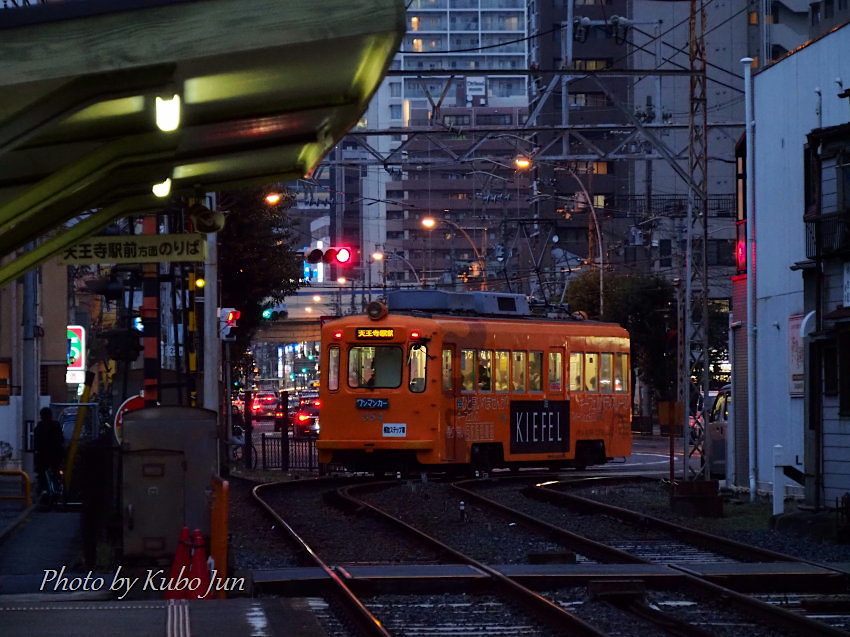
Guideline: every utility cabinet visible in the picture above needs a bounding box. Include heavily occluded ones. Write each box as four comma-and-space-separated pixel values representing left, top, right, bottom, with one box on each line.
121, 407, 217, 560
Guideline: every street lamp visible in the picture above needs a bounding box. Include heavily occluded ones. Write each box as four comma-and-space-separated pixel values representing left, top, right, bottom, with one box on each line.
382, 252, 421, 288
369, 251, 384, 300
515, 156, 604, 317
420, 216, 488, 290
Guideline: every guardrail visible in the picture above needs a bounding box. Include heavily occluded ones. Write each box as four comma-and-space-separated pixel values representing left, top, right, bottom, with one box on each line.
0, 469, 32, 507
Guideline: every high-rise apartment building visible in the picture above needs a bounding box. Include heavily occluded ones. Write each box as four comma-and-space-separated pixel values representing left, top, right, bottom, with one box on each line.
288, 1, 824, 306
291, 0, 531, 295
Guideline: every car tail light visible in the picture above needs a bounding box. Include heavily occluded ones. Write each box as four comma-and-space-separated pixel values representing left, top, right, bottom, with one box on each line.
297, 412, 310, 422
313, 399, 321, 407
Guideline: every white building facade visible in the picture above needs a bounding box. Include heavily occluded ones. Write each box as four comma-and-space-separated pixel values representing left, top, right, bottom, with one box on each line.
748, 22, 850, 505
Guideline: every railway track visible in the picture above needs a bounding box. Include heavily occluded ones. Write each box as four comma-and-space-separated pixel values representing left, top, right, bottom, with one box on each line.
253, 477, 602, 636
247, 474, 850, 636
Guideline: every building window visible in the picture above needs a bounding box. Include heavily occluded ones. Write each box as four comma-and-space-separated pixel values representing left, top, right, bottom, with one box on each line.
840, 332, 850, 415
573, 58, 612, 71
569, 93, 609, 108
659, 239, 672, 268
389, 104, 402, 120
568, 161, 608, 175
443, 114, 471, 126
476, 113, 512, 125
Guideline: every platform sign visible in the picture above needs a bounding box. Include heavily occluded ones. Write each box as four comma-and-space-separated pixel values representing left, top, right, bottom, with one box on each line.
60, 233, 206, 265
66, 325, 86, 384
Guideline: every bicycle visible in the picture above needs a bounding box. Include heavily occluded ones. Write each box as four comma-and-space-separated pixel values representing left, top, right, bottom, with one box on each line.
40, 466, 65, 510
228, 425, 258, 470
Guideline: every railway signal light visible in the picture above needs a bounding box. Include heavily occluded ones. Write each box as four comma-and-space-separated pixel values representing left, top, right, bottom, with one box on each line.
735, 220, 747, 274
735, 238, 746, 273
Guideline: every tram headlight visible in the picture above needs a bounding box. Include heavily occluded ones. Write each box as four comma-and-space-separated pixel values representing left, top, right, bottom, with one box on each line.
366, 301, 388, 321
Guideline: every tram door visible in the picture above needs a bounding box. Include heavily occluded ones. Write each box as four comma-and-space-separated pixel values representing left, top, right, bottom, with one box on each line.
547, 347, 570, 455
441, 345, 459, 461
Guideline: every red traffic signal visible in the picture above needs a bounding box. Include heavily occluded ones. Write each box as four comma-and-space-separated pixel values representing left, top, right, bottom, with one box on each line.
305, 247, 353, 265
219, 307, 241, 340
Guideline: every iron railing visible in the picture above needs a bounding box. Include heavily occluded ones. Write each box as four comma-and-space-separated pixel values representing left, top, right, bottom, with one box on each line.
805, 211, 850, 259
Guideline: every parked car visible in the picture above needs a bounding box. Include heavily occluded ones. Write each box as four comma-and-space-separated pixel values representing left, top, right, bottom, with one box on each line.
250, 391, 278, 419
705, 384, 731, 479
689, 390, 719, 443
291, 403, 320, 437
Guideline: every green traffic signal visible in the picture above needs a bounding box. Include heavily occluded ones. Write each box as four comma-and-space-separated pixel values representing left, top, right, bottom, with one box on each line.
261, 308, 288, 320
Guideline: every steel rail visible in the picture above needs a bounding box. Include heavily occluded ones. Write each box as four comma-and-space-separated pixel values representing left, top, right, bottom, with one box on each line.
341, 481, 608, 637
252, 479, 392, 637
455, 474, 850, 637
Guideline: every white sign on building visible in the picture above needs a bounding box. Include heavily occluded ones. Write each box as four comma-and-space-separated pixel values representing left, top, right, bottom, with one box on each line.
466, 76, 486, 97
788, 315, 804, 397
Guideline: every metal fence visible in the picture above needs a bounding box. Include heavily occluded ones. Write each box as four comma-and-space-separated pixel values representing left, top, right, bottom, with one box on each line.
259, 432, 322, 473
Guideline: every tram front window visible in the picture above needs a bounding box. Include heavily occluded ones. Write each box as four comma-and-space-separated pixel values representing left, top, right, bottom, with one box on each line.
348, 346, 402, 388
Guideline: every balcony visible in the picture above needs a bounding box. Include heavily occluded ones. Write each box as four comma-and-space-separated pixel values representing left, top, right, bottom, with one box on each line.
805, 211, 850, 259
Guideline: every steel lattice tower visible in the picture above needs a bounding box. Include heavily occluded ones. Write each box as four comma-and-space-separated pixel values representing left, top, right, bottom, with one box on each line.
683, 0, 711, 480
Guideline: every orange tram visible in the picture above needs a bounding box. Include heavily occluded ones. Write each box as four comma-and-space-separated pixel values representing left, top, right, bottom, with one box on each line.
316, 290, 632, 475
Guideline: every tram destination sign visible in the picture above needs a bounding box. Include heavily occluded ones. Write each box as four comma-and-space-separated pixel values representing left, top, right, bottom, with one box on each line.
509, 400, 570, 454
355, 328, 395, 339
356, 398, 389, 409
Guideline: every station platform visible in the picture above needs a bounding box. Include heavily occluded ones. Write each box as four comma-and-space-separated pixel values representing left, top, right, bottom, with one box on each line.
0, 504, 327, 637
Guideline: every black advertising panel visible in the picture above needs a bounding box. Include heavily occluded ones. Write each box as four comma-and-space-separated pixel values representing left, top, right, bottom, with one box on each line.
509, 400, 570, 454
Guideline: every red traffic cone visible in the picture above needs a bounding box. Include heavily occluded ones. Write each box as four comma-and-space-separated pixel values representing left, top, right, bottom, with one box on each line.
164, 526, 192, 600
189, 529, 211, 599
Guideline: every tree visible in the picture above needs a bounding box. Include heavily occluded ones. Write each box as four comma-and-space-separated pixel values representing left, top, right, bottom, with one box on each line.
566, 270, 677, 402
217, 186, 304, 363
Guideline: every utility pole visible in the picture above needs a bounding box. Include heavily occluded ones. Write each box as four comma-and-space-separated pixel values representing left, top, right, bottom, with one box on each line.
21, 254, 39, 475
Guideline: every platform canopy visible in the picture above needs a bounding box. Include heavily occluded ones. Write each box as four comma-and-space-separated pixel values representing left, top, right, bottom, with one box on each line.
0, 0, 405, 285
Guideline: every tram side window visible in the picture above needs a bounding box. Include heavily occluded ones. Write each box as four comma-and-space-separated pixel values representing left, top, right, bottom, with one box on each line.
600, 353, 613, 393
477, 350, 492, 391
584, 353, 599, 392
529, 351, 543, 392
460, 349, 475, 391
511, 351, 526, 392
409, 344, 427, 393
569, 352, 582, 392
328, 346, 340, 391
494, 351, 510, 392
615, 353, 629, 393
348, 346, 402, 388
441, 348, 453, 391
548, 351, 563, 392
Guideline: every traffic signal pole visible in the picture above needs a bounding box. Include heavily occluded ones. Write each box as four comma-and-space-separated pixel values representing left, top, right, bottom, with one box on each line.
202, 226, 219, 414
